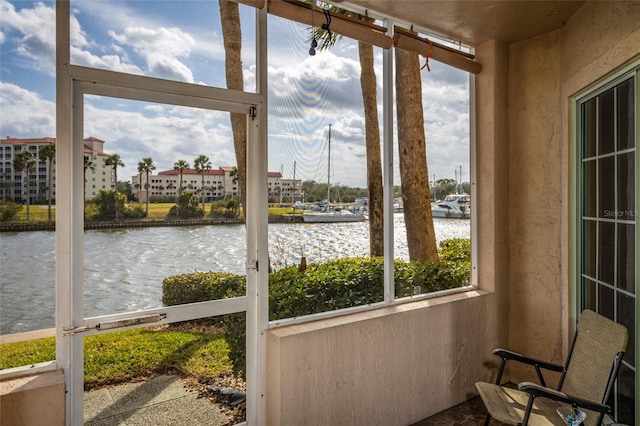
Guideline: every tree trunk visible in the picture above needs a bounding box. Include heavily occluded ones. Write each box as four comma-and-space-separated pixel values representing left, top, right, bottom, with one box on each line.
395, 46, 439, 263
24, 171, 30, 220
114, 168, 119, 220
201, 175, 205, 211
47, 159, 52, 221
145, 171, 150, 216
219, 0, 247, 217
358, 41, 383, 257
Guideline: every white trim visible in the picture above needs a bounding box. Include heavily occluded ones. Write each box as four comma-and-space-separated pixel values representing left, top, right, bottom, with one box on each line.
71, 297, 247, 337
244, 4, 269, 424
469, 71, 478, 286
268, 285, 476, 329
383, 18, 395, 303
69, 65, 261, 109
0, 361, 57, 381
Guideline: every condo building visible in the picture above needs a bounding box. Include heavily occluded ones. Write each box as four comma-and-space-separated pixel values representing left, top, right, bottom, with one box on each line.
132, 167, 300, 204
0, 136, 113, 202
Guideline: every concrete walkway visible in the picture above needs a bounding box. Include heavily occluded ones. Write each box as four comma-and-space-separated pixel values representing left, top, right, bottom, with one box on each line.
84, 375, 229, 426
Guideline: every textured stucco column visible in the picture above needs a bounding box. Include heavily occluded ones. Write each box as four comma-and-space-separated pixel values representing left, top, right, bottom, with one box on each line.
508, 31, 565, 379
474, 39, 511, 379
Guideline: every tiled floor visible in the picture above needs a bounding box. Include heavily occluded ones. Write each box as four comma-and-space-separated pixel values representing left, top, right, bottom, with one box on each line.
411, 396, 508, 425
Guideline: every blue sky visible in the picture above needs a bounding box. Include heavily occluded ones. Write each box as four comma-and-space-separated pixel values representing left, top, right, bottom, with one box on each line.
0, 0, 470, 188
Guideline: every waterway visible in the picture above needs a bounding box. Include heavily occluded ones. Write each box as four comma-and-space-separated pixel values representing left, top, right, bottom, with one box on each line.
0, 216, 469, 335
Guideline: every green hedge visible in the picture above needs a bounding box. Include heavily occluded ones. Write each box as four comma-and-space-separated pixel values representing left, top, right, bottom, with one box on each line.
0, 200, 22, 221
162, 238, 470, 377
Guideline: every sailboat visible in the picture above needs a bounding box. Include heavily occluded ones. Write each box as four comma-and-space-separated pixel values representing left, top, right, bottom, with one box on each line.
302, 125, 366, 223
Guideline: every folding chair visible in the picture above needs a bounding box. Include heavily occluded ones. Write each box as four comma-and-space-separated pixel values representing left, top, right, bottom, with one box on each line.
476, 309, 628, 425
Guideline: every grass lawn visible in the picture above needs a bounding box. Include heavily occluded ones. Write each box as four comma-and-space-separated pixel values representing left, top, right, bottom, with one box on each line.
130, 202, 175, 219
12, 202, 290, 222
0, 323, 234, 390
13, 205, 55, 222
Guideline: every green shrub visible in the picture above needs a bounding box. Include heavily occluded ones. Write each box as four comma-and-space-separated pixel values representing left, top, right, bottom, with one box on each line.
162, 272, 246, 306
91, 190, 127, 220
84, 203, 99, 222
123, 204, 146, 219
0, 200, 22, 221
208, 199, 239, 219
167, 192, 204, 219
162, 238, 470, 378
438, 238, 471, 262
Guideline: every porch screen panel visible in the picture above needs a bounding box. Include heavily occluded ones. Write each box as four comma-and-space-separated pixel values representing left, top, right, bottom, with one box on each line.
578, 74, 636, 425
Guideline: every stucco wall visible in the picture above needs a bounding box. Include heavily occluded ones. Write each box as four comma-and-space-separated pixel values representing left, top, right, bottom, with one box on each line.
507, 1, 640, 382
0, 370, 65, 426
266, 292, 499, 425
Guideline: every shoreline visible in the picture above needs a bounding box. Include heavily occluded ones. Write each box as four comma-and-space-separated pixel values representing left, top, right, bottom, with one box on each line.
0, 214, 304, 232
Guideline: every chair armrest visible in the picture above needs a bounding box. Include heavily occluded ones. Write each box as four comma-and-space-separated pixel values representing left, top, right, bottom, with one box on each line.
518, 382, 611, 415
492, 348, 564, 387
493, 348, 564, 372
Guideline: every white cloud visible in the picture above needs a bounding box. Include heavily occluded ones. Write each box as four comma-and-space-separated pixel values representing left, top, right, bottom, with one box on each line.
145, 51, 194, 83
70, 46, 143, 75
107, 26, 197, 82
0, 82, 55, 136
110, 26, 195, 58
83, 100, 237, 181
0, 0, 92, 75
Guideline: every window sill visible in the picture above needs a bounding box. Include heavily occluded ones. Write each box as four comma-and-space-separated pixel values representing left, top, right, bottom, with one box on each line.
269, 285, 489, 329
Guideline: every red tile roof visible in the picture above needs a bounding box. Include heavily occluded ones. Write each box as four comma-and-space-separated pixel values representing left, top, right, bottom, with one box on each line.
1, 137, 56, 146
1, 136, 110, 156
158, 168, 283, 178
158, 168, 224, 176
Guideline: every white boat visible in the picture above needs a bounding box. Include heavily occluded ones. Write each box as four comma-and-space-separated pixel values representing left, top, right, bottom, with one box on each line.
431, 194, 470, 218
393, 198, 404, 213
302, 207, 366, 223
302, 125, 366, 224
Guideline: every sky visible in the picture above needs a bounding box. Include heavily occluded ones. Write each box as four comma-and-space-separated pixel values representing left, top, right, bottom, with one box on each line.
0, 0, 470, 189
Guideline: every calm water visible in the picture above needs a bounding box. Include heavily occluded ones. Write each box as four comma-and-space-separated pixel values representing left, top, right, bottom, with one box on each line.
0, 216, 469, 334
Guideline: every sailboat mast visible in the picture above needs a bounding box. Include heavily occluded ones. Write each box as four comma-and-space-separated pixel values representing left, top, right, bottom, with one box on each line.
327, 124, 331, 205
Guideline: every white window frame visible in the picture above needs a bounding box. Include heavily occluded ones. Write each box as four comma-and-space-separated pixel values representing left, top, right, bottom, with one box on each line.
571, 59, 639, 423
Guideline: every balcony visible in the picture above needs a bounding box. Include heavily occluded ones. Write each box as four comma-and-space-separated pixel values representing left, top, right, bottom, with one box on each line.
0, 1, 637, 425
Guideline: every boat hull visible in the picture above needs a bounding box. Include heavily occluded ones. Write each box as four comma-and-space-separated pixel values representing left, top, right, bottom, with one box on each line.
302, 212, 366, 223
431, 209, 470, 219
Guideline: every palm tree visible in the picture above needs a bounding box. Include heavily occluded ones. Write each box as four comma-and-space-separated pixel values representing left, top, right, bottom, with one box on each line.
396, 45, 438, 262
173, 160, 189, 195
38, 143, 56, 221
1, 179, 13, 201
83, 155, 95, 200
104, 154, 124, 220
137, 157, 156, 216
193, 154, 212, 210
219, 0, 247, 213
12, 151, 37, 220
229, 166, 240, 200
358, 39, 384, 257
313, 7, 384, 256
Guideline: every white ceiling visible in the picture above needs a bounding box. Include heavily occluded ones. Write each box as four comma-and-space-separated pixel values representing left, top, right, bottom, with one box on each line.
343, 1, 585, 45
